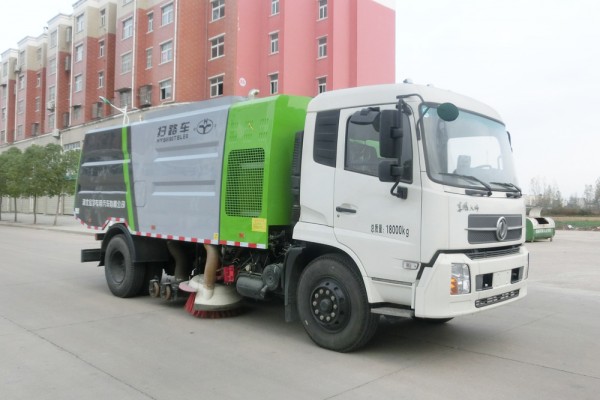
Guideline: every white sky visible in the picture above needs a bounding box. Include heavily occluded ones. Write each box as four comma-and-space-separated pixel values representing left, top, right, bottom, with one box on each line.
1, 0, 599, 197
395, 0, 600, 197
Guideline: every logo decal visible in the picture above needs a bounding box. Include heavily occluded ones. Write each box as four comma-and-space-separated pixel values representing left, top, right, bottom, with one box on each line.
195, 119, 214, 135
496, 217, 508, 241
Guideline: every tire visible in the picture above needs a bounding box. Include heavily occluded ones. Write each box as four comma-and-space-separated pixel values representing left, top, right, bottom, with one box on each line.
297, 254, 378, 352
104, 235, 145, 298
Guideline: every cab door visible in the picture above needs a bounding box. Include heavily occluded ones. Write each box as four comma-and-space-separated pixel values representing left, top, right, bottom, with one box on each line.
333, 107, 422, 286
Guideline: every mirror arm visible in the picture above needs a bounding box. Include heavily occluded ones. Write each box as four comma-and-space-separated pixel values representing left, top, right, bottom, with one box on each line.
390, 181, 408, 199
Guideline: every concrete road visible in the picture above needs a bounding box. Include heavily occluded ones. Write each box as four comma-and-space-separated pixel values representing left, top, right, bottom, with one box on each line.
1, 226, 599, 399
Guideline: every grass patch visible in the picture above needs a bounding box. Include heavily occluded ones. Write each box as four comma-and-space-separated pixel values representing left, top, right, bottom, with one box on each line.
552, 216, 600, 230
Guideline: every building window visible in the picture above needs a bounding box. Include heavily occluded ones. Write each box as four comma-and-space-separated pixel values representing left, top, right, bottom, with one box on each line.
119, 90, 132, 108
35, 97, 40, 112
317, 37, 327, 58
2, 62, 7, 77
74, 74, 83, 92
146, 48, 152, 69
1, 107, 5, 120
121, 52, 132, 73
123, 17, 133, 39
269, 32, 279, 54
72, 106, 81, 121
92, 102, 104, 119
269, 73, 278, 95
160, 41, 173, 63
18, 75, 24, 89
50, 31, 58, 48
317, 77, 327, 94
211, 0, 225, 21
36, 73, 41, 87
99, 40, 105, 57
159, 79, 172, 100
36, 48, 42, 61
271, 0, 279, 15
75, 44, 84, 62
318, 0, 328, 20
76, 14, 84, 32
100, 9, 106, 27
49, 58, 56, 75
162, 3, 174, 26
48, 114, 55, 130
16, 125, 23, 140
147, 12, 154, 32
49, 86, 56, 101
209, 75, 224, 97
17, 100, 24, 114
98, 71, 104, 88
210, 35, 224, 59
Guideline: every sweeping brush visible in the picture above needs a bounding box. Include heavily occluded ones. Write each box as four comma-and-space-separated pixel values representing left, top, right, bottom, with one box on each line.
184, 291, 243, 318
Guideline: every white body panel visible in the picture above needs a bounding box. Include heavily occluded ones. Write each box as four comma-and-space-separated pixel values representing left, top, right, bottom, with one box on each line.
294, 83, 528, 318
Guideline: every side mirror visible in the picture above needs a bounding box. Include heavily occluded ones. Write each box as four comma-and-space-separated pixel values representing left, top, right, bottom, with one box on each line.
437, 103, 459, 122
379, 110, 403, 158
378, 160, 401, 182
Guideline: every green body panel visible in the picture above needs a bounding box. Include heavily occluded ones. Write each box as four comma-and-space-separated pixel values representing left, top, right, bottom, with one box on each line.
219, 95, 310, 246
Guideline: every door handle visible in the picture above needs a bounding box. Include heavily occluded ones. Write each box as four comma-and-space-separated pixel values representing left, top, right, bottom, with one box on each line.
336, 206, 357, 214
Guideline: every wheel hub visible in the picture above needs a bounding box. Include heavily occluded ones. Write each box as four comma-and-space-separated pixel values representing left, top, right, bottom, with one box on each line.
310, 278, 349, 331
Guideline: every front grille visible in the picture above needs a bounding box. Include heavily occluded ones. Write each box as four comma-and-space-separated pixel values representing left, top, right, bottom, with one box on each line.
467, 214, 522, 244
465, 245, 521, 260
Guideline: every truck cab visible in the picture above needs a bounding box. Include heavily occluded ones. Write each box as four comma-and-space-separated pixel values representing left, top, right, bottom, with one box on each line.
294, 83, 528, 324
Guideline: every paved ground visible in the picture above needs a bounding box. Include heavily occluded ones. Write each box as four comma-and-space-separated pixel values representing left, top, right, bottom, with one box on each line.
1, 221, 599, 399
0, 212, 92, 235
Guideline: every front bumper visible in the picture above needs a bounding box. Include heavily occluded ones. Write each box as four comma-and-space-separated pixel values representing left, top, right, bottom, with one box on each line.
414, 247, 529, 318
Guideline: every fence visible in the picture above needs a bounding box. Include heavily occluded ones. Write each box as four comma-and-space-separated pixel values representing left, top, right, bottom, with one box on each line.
0, 195, 75, 216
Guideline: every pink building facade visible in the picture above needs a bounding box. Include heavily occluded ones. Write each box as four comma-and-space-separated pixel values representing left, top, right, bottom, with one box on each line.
0, 0, 395, 145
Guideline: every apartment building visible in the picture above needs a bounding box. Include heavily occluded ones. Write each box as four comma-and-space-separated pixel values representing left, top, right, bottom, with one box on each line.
13, 35, 49, 142
46, 13, 77, 135
70, 0, 118, 127
0, 0, 395, 147
0, 49, 18, 144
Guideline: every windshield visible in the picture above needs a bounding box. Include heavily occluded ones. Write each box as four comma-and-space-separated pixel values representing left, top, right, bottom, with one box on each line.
421, 104, 519, 192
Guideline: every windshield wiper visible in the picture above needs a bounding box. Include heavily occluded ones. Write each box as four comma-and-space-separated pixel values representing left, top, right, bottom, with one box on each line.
439, 173, 492, 196
490, 182, 522, 198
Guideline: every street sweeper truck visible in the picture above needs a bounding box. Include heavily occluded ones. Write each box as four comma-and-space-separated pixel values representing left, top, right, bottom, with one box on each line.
76, 83, 528, 352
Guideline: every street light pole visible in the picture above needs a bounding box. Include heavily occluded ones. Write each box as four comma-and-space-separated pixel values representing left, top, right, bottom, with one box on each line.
99, 96, 129, 125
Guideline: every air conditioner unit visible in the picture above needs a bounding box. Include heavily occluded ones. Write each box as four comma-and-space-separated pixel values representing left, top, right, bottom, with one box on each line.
140, 96, 151, 107
14, 65, 21, 73
46, 100, 55, 111
52, 129, 60, 139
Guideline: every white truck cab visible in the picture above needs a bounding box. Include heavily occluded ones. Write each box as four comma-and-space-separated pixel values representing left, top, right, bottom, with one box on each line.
294, 83, 528, 321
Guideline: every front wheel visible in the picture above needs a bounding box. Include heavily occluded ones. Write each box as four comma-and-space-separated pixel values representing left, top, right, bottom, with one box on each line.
297, 254, 378, 352
104, 235, 145, 297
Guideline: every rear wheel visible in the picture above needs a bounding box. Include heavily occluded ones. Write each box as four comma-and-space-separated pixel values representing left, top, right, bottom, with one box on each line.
105, 235, 145, 298
297, 254, 378, 352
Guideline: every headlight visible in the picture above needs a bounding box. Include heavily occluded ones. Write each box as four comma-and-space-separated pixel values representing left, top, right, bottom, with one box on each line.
451, 263, 471, 295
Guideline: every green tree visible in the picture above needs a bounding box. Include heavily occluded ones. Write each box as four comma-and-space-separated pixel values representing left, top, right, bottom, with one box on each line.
21, 145, 53, 224
0, 152, 8, 220
3, 147, 24, 222
46, 146, 80, 225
